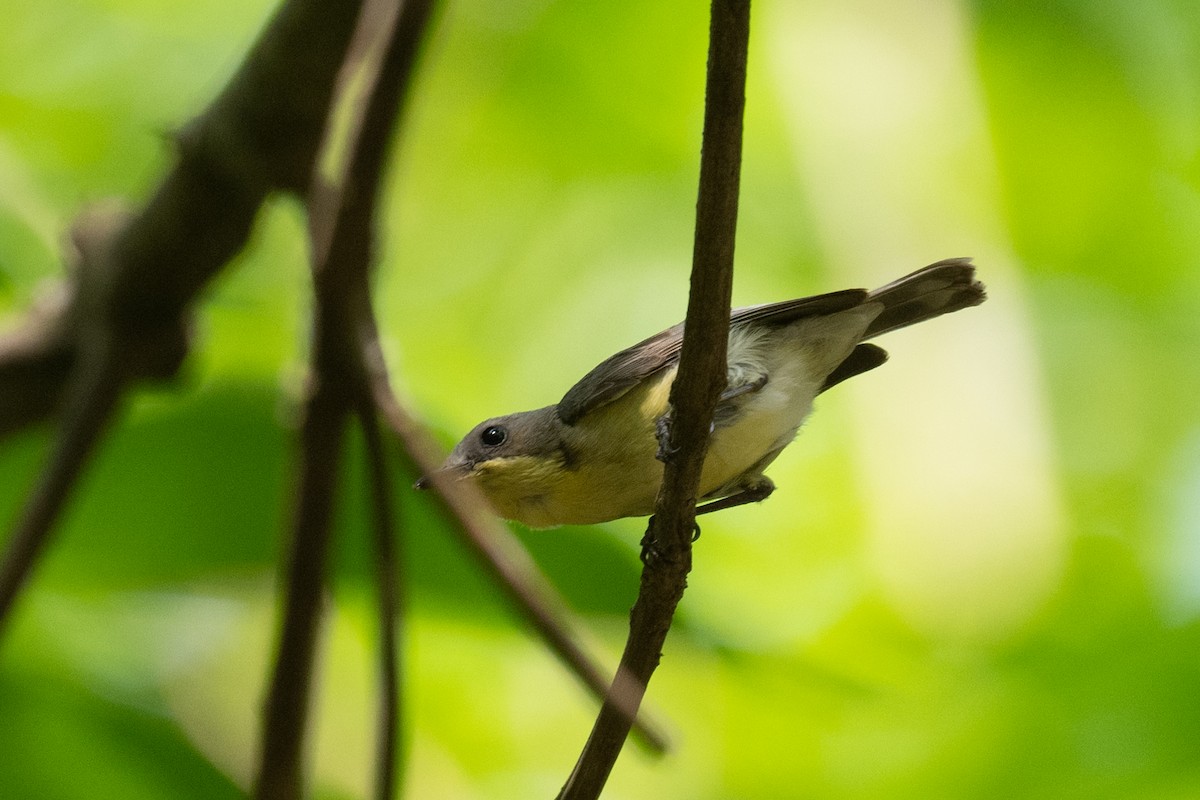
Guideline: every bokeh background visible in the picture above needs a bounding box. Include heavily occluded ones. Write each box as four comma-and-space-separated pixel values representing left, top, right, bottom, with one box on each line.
3, 0, 1199, 797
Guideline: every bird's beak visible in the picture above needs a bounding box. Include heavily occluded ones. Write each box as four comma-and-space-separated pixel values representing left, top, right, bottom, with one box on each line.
413, 458, 470, 491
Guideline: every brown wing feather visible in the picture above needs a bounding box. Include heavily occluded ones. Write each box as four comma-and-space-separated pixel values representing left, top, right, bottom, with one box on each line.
556, 288, 870, 425
556, 323, 684, 425
727, 288, 868, 328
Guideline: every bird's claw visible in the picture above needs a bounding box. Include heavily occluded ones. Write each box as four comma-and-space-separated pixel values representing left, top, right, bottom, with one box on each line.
655, 413, 678, 463
639, 516, 701, 564
640, 523, 663, 565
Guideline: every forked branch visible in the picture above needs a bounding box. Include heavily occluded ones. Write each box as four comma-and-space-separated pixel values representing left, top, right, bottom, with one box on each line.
253, 0, 436, 797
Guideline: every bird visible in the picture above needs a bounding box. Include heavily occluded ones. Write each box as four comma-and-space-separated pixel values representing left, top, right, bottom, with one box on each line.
420, 258, 985, 528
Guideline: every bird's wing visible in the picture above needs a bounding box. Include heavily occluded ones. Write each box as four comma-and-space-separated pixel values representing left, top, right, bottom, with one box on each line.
725, 288, 869, 327
556, 322, 684, 425
555, 288, 870, 425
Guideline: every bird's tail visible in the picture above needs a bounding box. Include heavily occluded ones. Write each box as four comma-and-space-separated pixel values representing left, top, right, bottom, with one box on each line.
864, 257, 987, 339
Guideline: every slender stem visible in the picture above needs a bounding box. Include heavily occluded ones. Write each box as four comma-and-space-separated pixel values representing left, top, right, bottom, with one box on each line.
253, 363, 351, 800
0, 354, 123, 636
557, 1, 751, 797
360, 398, 403, 800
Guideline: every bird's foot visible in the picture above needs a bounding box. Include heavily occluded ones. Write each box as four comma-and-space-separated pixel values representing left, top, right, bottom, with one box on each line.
640, 519, 663, 565
639, 516, 703, 565
655, 413, 678, 463
695, 476, 776, 516
719, 373, 768, 402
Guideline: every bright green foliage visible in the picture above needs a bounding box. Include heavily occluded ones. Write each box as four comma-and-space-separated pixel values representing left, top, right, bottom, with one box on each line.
2, 1, 1199, 798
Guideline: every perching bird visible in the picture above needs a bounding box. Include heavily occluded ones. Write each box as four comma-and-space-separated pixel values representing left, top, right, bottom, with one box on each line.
422, 258, 985, 527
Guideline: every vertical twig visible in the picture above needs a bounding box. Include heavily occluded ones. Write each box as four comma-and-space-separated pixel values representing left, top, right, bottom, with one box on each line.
253, 340, 352, 800
360, 396, 403, 800
557, 1, 751, 797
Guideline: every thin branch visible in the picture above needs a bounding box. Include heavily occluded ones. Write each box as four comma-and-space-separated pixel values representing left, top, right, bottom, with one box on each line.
253, 365, 350, 800
308, 0, 408, 276
0, 353, 123, 635
558, 1, 751, 797
316, 1, 438, 795
0, 204, 172, 633
360, 399, 403, 800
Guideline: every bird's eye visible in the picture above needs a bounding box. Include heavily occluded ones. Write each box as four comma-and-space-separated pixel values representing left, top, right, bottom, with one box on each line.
480, 425, 507, 447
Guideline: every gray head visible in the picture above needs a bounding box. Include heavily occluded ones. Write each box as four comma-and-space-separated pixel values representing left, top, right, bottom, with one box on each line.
416, 405, 568, 489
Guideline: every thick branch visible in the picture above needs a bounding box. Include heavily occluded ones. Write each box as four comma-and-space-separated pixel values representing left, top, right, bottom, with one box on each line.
0, 0, 379, 639
558, 1, 751, 797
0, 0, 370, 438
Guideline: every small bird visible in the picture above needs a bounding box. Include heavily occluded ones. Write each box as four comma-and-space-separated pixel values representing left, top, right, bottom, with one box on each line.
422, 258, 985, 528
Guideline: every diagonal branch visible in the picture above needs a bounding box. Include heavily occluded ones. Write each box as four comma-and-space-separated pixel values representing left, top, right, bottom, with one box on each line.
361, 337, 670, 754
0, 351, 123, 636
558, 1, 752, 797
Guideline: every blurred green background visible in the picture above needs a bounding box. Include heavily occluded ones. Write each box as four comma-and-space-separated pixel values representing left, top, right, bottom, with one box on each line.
2, 0, 1199, 797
